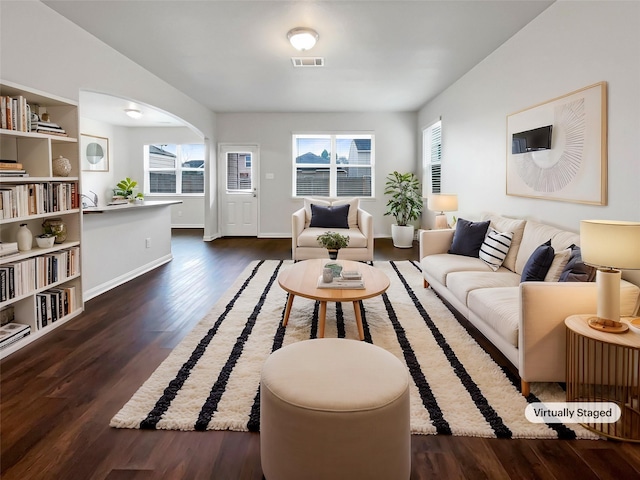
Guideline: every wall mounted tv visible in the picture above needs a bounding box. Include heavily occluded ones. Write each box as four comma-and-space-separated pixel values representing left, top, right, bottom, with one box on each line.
511, 125, 553, 154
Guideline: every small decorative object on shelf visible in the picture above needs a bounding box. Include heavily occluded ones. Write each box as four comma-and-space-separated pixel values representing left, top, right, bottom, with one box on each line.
16, 224, 33, 251
35, 233, 55, 248
316, 231, 349, 260
52, 155, 72, 177
42, 218, 67, 244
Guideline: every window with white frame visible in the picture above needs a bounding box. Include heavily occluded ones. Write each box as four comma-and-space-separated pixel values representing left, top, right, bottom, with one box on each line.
144, 144, 205, 194
292, 134, 374, 198
422, 120, 442, 197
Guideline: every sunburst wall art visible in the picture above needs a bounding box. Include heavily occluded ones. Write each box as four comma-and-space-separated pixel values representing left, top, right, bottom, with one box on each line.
506, 82, 607, 205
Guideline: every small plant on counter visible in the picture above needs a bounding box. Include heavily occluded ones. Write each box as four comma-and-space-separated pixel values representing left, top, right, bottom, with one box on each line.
114, 177, 138, 200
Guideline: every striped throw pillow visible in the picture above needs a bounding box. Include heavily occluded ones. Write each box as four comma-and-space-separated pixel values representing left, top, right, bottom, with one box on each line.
479, 228, 514, 271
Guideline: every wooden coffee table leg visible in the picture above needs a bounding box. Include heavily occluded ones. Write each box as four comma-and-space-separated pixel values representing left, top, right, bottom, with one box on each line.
282, 293, 295, 326
318, 301, 327, 338
353, 301, 364, 340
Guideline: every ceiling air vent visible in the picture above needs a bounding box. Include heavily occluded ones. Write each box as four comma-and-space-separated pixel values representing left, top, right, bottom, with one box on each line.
291, 57, 324, 67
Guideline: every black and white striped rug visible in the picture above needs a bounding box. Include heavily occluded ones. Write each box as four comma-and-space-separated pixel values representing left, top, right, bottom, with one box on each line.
111, 260, 597, 439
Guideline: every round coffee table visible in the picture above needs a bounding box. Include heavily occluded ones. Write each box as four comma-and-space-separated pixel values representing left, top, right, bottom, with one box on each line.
278, 259, 390, 340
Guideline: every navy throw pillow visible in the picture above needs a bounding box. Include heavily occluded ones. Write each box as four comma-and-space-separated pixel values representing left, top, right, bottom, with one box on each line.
448, 218, 490, 257
559, 244, 597, 282
521, 240, 555, 282
309, 204, 350, 229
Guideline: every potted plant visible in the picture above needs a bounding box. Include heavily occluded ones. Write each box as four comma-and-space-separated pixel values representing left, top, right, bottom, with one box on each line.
384, 171, 423, 248
316, 231, 350, 260
113, 177, 138, 201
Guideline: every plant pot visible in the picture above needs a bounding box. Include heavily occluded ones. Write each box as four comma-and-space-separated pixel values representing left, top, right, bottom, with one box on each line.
327, 249, 339, 260
391, 224, 415, 248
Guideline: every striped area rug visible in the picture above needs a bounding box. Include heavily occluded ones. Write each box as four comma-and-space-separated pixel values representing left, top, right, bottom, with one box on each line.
111, 260, 597, 439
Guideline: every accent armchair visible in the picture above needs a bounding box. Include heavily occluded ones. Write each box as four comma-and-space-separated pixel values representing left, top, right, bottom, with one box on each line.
292, 197, 374, 261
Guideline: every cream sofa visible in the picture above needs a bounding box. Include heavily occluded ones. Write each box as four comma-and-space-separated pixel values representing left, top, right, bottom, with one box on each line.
419, 214, 640, 396
292, 197, 373, 261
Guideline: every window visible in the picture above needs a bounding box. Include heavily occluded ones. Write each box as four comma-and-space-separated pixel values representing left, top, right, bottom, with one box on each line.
422, 120, 442, 197
226, 152, 253, 191
145, 144, 204, 194
293, 134, 374, 198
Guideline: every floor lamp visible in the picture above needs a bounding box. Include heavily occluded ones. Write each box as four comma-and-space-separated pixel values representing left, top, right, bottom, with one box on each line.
580, 220, 640, 332
428, 194, 458, 229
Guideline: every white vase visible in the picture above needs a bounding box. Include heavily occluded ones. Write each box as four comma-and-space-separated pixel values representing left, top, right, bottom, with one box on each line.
391, 224, 415, 248
17, 224, 33, 251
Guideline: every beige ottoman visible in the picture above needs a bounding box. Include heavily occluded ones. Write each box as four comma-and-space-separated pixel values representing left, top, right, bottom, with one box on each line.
260, 338, 411, 480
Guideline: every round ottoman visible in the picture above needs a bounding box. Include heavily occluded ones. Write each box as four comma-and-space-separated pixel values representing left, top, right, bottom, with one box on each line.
260, 338, 410, 480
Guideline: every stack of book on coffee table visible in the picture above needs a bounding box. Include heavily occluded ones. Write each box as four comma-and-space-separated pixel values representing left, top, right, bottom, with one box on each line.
317, 270, 365, 289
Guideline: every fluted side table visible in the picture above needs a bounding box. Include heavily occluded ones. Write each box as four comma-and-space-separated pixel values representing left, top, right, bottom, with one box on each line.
565, 314, 640, 442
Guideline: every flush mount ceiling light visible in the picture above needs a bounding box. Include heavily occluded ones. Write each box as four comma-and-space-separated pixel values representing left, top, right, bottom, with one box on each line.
287, 27, 319, 51
124, 108, 143, 119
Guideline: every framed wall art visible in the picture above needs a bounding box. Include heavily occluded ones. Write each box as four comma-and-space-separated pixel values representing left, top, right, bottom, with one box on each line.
81, 133, 109, 172
506, 82, 607, 205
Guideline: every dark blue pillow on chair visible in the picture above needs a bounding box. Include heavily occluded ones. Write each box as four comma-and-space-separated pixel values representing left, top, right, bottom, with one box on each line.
521, 240, 555, 282
309, 204, 350, 229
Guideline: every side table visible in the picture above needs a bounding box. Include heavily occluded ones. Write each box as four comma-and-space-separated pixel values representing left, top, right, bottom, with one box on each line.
565, 314, 640, 442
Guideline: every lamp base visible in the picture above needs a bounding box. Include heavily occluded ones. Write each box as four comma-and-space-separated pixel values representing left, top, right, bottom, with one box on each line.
434, 214, 448, 229
587, 316, 629, 333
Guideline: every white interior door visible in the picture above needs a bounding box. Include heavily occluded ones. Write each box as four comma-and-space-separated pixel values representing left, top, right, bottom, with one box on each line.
219, 144, 259, 236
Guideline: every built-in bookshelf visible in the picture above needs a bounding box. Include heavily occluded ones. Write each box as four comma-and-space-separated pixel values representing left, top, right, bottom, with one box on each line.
0, 80, 83, 359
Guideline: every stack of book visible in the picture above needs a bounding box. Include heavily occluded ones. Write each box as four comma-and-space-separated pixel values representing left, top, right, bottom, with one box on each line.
0, 322, 31, 350
317, 270, 365, 289
0, 241, 19, 259
31, 120, 67, 136
0, 161, 27, 177
36, 286, 76, 329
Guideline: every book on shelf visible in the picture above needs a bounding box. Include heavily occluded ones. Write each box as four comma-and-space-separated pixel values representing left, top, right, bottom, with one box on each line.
0, 162, 23, 170
0, 322, 30, 350
316, 275, 365, 289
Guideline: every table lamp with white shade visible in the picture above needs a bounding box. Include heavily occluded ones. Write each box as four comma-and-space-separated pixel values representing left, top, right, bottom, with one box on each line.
428, 194, 458, 229
580, 220, 640, 332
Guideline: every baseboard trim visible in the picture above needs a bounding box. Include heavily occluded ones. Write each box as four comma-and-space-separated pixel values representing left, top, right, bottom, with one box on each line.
84, 254, 173, 301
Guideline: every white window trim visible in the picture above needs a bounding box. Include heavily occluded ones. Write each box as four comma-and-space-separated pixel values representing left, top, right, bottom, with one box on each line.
422, 119, 442, 197
144, 144, 205, 196
292, 132, 375, 198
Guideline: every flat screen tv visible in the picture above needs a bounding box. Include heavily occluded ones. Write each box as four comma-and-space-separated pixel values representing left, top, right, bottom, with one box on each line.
512, 125, 553, 154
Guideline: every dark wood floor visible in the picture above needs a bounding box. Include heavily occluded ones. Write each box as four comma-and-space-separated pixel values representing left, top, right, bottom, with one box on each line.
1, 230, 637, 479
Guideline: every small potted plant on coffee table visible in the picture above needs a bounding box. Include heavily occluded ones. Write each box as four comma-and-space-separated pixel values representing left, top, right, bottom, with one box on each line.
316, 231, 349, 260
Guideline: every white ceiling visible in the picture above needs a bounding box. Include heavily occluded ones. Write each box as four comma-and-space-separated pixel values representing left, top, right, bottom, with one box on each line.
45, 0, 554, 126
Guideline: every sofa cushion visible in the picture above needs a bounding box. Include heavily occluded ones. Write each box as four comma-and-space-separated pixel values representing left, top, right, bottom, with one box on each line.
448, 218, 490, 257
482, 214, 526, 272
515, 220, 580, 274
331, 198, 359, 228
479, 228, 514, 271
297, 227, 367, 248
421, 254, 491, 286
304, 197, 331, 227
544, 248, 572, 282
447, 270, 521, 307
521, 240, 554, 282
304, 197, 359, 228
559, 244, 596, 282
309, 204, 350, 229
467, 287, 520, 348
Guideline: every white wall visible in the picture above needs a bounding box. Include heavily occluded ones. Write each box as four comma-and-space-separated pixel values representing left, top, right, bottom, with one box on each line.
79, 121, 206, 227
0, 1, 218, 237
418, 1, 640, 231
217, 112, 418, 237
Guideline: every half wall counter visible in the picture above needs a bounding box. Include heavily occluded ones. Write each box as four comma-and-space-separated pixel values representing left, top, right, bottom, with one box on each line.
82, 200, 181, 300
